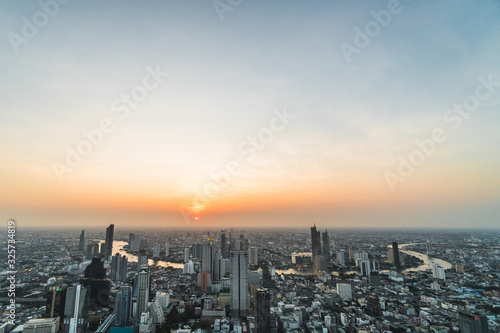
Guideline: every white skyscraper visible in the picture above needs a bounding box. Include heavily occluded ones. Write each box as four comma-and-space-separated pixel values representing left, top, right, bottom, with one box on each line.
432, 263, 446, 280
337, 250, 346, 266
249, 247, 258, 266
153, 243, 160, 258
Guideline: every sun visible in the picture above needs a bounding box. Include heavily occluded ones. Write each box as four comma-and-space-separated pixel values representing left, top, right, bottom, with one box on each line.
195, 217, 199, 220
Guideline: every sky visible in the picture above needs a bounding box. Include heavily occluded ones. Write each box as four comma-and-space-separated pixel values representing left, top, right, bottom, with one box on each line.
1, 0, 500, 229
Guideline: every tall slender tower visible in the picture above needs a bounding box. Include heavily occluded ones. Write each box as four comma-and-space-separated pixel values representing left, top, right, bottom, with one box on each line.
104, 224, 114, 259
230, 250, 248, 317
136, 252, 150, 318
310, 224, 321, 262
392, 242, 401, 269
115, 286, 132, 327
221, 230, 228, 259
78, 230, 85, 251
322, 231, 330, 264
255, 288, 271, 333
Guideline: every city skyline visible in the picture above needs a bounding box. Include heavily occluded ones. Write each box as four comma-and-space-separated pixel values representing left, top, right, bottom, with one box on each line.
1, 1, 500, 229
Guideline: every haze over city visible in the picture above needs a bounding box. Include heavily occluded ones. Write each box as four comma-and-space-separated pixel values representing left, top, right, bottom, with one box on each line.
1, 1, 500, 229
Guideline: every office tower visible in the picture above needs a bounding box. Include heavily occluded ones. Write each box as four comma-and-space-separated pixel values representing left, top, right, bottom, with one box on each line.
115, 286, 132, 327
392, 242, 401, 269
202, 241, 214, 274
199, 270, 210, 292
80, 258, 111, 309
111, 254, 128, 282
337, 250, 346, 266
366, 294, 382, 317
184, 247, 190, 263
360, 260, 371, 277
153, 243, 160, 258
183, 260, 195, 274
63, 284, 89, 333
230, 250, 249, 317
150, 299, 165, 325
104, 224, 114, 259
221, 230, 228, 258
255, 288, 271, 333
432, 263, 446, 280
136, 255, 150, 318
336, 283, 352, 302
140, 238, 148, 249
45, 285, 67, 325
130, 237, 141, 251
426, 240, 432, 255
310, 224, 321, 262
313, 255, 326, 274
164, 241, 169, 257
155, 291, 170, 309
128, 233, 135, 246
86, 243, 95, 259
322, 231, 330, 264
459, 311, 490, 333
78, 230, 85, 251
249, 247, 258, 266
192, 243, 202, 259
369, 271, 381, 286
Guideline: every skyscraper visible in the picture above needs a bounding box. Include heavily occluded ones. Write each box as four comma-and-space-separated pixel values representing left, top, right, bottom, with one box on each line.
249, 246, 258, 266
136, 251, 150, 318
78, 230, 85, 251
337, 250, 346, 266
153, 243, 160, 258
322, 231, 330, 264
221, 230, 228, 259
115, 286, 132, 327
104, 224, 114, 259
111, 254, 128, 282
392, 242, 401, 269
230, 250, 248, 317
164, 241, 169, 257
255, 288, 271, 333
63, 284, 89, 333
310, 224, 321, 262
201, 240, 214, 275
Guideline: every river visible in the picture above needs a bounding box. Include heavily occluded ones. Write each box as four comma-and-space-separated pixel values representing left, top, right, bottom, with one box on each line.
99, 240, 184, 269
99, 241, 452, 275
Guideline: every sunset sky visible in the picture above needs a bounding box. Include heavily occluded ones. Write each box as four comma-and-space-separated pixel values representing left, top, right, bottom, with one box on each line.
1, 0, 499, 229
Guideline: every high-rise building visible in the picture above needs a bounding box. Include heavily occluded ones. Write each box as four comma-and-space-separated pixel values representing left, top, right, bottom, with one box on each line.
78, 230, 85, 251
104, 224, 114, 259
360, 260, 371, 277
366, 293, 382, 317
426, 240, 432, 255
310, 224, 321, 262
192, 243, 202, 259
153, 243, 160, 259
221, 230, 228, 259
336, 283, 352, 302
369, 271, 381, 286
230, 250, 248, 317
63, 284, 90, 333
45, 285, 67, 326
128, 233, 135, 246
459, 311, 490, 333
184, 247, 190, 263
432, 263, 446, 280
249, 247, 258, 266
136, 259, 150, 319
322, 231, 330, 264
202, 241, 214, 275
255, 288, 271, 333
392, 242, 401, 269
115, 286, 132, 327
337, 250, 346, 266
111, 254, 128, 282
164, 241, 170, 257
